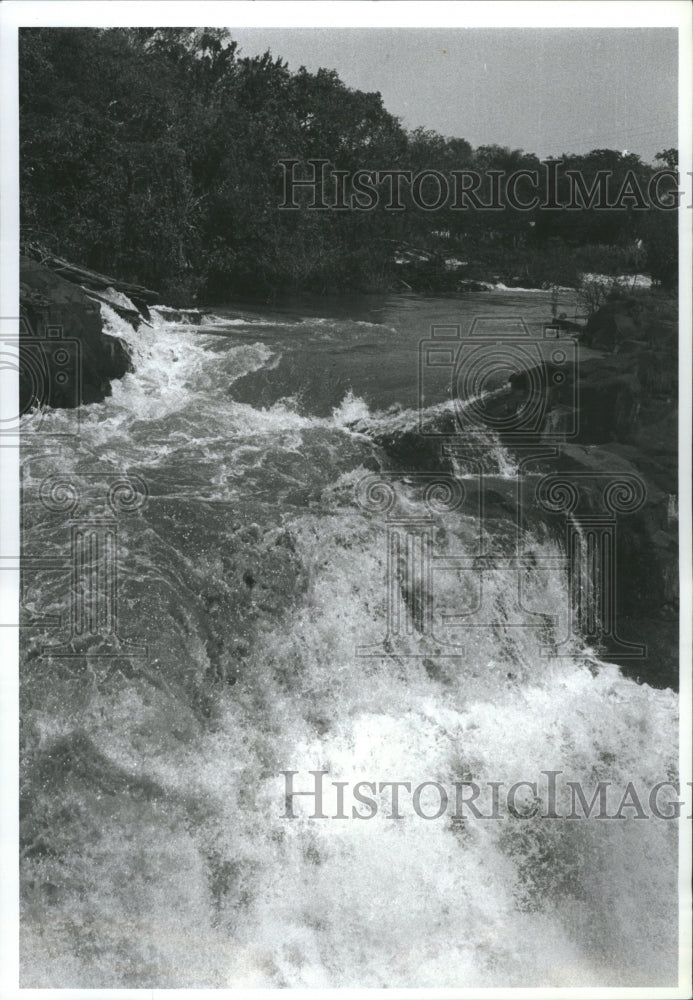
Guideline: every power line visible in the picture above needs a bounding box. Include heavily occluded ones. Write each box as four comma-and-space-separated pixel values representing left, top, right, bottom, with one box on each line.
535, 119, 678, 151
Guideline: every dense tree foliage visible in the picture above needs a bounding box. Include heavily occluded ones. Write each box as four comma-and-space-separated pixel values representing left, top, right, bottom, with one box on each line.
20, 28, 678, 300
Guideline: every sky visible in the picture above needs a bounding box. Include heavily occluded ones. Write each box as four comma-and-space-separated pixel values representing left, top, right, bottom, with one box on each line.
227, 28, 678, 163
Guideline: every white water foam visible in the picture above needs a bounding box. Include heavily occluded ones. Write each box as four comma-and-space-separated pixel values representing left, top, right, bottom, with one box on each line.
19, 302, 679, 989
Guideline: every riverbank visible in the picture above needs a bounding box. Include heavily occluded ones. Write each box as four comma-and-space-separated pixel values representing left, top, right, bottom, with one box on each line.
504, 288, 678, 687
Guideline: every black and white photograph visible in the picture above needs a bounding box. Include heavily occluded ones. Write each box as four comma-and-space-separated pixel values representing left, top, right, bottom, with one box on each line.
0, 1, 691, 994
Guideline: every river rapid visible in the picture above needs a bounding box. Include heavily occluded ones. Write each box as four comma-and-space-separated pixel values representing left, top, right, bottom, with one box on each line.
20, 290, 678, 988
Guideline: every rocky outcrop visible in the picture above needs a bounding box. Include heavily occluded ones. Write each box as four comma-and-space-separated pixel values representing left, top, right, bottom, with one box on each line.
501, 292, 678, 688
19, 257, 133, 411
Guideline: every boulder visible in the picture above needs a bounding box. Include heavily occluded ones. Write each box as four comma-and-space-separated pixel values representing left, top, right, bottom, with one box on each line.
582, 294, 677, 354
505, 354, 641, 444
524, 441, 677, 688
19, 257, 133, 411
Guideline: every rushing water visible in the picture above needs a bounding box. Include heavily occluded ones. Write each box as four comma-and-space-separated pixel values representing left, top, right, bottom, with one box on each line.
20, 291, 678, 988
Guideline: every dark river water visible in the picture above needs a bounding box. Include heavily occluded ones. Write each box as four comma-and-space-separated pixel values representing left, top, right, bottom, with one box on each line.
20, 290, 678, 987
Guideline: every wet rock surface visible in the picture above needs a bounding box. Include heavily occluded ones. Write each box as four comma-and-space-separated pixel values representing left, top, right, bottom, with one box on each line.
500, 293, 678, 688
19, 257, 133, 411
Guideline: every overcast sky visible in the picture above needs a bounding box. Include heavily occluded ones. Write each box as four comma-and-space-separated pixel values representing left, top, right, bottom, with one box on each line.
228, 28, 678, 162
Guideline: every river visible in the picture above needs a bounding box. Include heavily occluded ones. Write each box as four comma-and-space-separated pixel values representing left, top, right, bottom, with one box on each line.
19, 289, 678, 988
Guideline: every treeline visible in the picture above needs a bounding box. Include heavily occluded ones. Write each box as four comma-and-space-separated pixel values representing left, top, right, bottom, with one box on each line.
20, 28, 678, 300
